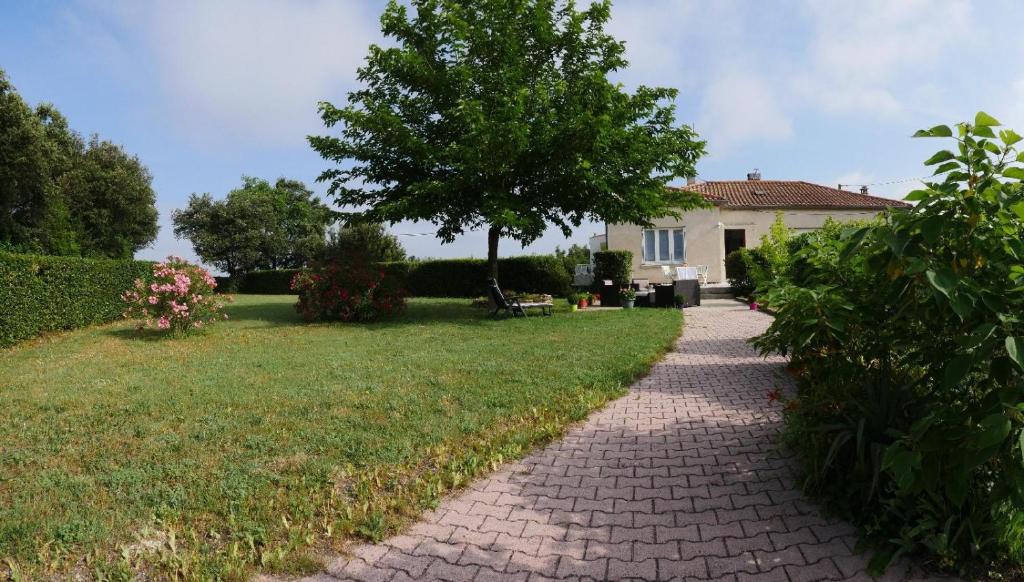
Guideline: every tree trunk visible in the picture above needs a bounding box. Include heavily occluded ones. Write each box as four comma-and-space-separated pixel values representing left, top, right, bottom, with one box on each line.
487, 226, 500, 282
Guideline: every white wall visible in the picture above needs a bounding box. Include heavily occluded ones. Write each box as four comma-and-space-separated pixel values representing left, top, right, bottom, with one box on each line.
607, 207, 884, 284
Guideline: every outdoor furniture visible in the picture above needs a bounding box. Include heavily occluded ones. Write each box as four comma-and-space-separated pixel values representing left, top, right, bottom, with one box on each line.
676, 266, 698, 281
674, 279, 701, 307
635, 288, 654, 307
486, 279, 553, 318
654, 284, 675, 307
631, 278, 650, 289
695, 265, 709, 286
601, 281, 621, 307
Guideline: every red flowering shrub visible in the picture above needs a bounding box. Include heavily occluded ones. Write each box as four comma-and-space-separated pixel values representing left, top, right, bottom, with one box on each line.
291, 260, 406, 322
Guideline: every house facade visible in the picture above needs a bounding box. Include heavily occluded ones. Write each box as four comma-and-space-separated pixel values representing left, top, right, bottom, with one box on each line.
605, 174, 910, 284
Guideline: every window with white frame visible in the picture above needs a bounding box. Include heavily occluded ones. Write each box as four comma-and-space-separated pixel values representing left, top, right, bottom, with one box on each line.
642, 228, 685, 264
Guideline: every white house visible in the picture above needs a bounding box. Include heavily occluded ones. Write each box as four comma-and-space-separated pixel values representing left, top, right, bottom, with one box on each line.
605, 172, 910, 284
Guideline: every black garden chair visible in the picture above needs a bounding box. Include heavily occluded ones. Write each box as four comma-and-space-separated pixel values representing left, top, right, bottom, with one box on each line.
486, 278, 553, 318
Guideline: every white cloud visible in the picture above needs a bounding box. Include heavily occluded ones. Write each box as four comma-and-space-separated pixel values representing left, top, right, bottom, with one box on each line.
794, 0, 971, 115
698, 72, 793, 152
88, 0, 379, 147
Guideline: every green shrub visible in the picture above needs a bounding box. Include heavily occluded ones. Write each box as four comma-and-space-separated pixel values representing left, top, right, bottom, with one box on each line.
229, 256, 570, 298
592, 250, 632, 287
402, 256, 570, 297
752, 113, 1024, 576
0, 252, 152, 347
237, 269, 301, 294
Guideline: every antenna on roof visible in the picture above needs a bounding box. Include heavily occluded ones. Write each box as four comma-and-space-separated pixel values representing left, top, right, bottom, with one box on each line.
746, 168, 761, 181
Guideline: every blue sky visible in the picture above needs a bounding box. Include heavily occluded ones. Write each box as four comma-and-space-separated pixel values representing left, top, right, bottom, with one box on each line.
3, 0, 1022, 264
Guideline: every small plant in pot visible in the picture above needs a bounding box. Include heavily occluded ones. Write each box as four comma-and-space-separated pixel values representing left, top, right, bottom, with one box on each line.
578, 292, 590, 309
591, 292, 602, 307
621, 287, 637, 309
567, 292, 580, 312
674, 293, 686, 308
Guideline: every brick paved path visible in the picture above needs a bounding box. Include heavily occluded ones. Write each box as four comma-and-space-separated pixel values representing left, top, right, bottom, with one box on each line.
285, 300, 939, 582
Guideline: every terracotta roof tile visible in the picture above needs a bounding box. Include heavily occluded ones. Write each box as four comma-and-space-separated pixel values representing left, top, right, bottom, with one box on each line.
675, 180, 911, 210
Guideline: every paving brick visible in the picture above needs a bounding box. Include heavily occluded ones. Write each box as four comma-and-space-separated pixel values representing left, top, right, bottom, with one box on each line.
285, 302, 935, 582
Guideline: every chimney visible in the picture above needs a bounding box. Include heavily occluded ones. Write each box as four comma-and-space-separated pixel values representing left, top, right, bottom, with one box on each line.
686, 176, 696, 185
746, 169, 761, 181
860, 185, 869, 195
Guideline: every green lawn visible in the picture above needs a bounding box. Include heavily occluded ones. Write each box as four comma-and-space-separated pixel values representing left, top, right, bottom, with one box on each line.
0, 296, 681, 580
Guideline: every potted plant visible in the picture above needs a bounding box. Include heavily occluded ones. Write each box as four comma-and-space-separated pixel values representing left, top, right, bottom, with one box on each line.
621, 287, 637, 309
578, 292, 589, 309
591, 292, 601, 307
674, 293, 686, 308
567, 293, 580, 312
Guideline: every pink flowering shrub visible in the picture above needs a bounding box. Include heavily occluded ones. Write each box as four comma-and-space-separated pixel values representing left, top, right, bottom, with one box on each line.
122, 256, 228, 333
291, 260, 406, 322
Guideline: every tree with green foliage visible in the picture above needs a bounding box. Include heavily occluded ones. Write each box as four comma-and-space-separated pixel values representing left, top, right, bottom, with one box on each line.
320, 222, 407, 264
0, 69, 57, 252
310, 0, 706, 281
0, 69, 159, 258
172, 177, 334, 278
554, 242, 591, 275
61, 136, 159, 258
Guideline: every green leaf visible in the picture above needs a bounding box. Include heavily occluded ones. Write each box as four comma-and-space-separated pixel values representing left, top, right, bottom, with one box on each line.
1019, 430, 1024, 466
919, 216, 943, 244
1007, 336, 1024, 370
932, 161, 961, 175
1003, 167, 1024, 181
914, 125, 953, 138
1002, 129, 1024, 146
926, 269, 957, 299
978, 413, 1012, 449
943, 354, 973, 388
974, 125, 997, 139
1011, 201, 1024, 220
923, 150, 955, 165
975, 111, 1001, 127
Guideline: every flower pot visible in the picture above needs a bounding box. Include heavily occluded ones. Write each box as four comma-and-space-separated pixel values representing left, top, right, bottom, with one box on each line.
623, 299, 635, 309
570, 304, 578, 312
578, 299, 588, 309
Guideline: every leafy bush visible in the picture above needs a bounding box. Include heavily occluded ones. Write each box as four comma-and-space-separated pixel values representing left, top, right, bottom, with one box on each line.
753, 113, 1024, 575
237, 269, 301, 294
122, 256, 227, 333
592, 250, 632, 287
229, 256, 571, 297
0, 252, 152, 347
724, 248, 764, 298
292, 259, 406, 322
401, 256, 570, 297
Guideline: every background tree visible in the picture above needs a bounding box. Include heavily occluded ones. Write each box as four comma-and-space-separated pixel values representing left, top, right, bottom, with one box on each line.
310, 0, 706, 281
173, 177, 334, 278
0, 68, 159, 257
554, 243, 592, 275
319, 222, 407, 264
0, 69, 56, 253
61, 136, 159, 258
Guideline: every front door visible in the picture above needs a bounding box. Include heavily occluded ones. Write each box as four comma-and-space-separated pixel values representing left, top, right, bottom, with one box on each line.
724, 229, 746, 256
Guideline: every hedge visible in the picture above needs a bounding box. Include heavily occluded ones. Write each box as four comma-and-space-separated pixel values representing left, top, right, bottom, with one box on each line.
226, 256, 571, 297
592, 250, 632, 287
236, 269, 301, 294
400, 256, 571, 297
0, 252, 153, 348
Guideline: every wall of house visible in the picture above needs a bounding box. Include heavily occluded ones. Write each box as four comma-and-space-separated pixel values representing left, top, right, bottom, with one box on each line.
606, 207, 884, 284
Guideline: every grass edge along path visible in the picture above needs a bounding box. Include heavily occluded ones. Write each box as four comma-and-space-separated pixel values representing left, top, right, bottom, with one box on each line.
0, 297, 682, 581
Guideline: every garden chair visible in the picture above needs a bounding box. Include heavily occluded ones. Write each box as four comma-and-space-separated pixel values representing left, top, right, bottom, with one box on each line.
486, 279, 553, 318
695, 264, 709, 286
